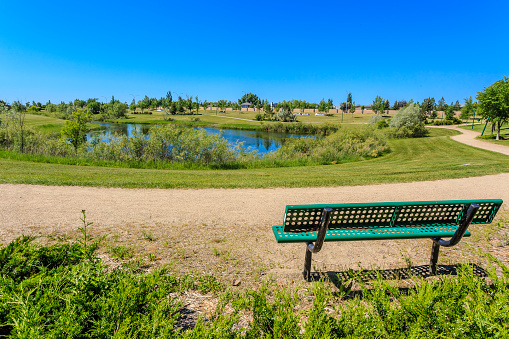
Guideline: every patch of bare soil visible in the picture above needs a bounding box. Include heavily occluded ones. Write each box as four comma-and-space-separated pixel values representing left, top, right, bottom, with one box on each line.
1, 173, 508, 290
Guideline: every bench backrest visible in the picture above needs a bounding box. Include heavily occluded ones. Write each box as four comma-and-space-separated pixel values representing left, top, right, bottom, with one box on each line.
283, 199, 503, 232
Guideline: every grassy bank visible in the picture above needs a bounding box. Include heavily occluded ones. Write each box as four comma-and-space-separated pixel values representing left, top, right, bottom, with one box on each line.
1, 128, 509, 188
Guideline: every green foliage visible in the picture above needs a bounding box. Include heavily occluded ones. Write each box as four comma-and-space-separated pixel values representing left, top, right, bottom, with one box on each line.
270, 126, 390, 163
108, 101, 128, 119
372, 95, 384, 114
60, 108, 92, 151
389, 104, 425, 129
274, 110, 297, 122
238, 92, 261, 107
388, 105, 428, 138
477, 77, 509, 140
461, 96, 475, 120
255, 113, 264, 121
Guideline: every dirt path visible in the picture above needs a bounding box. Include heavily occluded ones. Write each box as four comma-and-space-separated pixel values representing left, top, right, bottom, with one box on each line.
0, 126, 508, 285
433, 124, 509, 156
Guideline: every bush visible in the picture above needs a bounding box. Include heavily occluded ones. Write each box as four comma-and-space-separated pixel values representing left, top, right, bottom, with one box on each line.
369, 115, 389, 129
386, 104, 429, 138
255, 113, 264, 121
269, 126, 390, 164
389, 104, 425, 129
387, 124, 429, 138
274, 110, 296, 122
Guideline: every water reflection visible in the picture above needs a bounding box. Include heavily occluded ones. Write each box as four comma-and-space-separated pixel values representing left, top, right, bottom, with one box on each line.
87, 122, 312, 155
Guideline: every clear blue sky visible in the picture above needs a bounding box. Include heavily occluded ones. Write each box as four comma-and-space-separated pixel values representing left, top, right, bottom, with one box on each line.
1, 0, 507, 106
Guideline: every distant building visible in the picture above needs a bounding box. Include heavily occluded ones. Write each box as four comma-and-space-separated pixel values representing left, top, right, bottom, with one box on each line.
241, 102, 251, 109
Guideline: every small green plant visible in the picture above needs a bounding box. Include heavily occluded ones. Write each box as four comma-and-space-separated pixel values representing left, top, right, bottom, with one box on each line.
109, 245, 134, 259
142, 230, 156, 241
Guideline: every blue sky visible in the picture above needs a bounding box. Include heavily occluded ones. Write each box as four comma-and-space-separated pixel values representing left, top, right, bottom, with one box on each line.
0, 0, 507, 106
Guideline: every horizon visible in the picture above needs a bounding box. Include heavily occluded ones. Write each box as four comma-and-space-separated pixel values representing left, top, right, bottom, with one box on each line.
1, 0, 508, 106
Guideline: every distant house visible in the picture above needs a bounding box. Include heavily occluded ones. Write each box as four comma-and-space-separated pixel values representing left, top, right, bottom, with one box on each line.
241, 102, 252, 109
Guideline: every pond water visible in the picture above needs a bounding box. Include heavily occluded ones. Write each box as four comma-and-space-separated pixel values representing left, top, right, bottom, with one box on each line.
87, 123, 312, 155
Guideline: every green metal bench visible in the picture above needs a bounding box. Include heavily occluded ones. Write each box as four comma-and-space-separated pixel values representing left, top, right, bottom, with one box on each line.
272, 199, 503, 280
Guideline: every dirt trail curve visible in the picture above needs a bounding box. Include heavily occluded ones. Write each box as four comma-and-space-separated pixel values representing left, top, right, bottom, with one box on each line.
0, 125, 508, 278
433, 124, 509, 156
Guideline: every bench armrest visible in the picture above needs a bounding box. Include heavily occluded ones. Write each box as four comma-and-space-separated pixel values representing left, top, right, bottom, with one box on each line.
307, 207, 332, 253
433, 203, 479, 247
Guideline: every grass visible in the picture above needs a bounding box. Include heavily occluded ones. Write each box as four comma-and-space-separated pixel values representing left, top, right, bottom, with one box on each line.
1, 128, 509, 189
6, 113, 104, 134
110, 109, 378, 127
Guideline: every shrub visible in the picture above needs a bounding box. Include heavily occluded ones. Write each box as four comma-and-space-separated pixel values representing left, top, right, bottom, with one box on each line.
255, 113, 264, 121
387, 104, 429, 138
389, 104, 425, 129
274, 110, 296, 122
270, 126, 390, 164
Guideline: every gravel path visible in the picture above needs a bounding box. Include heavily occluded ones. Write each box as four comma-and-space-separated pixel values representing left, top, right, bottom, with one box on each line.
0, 125, 508, 282
432, 125, 509, 156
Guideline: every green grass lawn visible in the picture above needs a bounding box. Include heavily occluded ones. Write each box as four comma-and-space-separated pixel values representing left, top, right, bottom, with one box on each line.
8, 113, 103, 134
1, 128, 508, 189
111, 109, 378, 127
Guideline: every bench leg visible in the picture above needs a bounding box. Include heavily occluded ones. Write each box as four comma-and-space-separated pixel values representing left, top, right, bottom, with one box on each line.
430, 241, 440, 275
303, 244, 312, 281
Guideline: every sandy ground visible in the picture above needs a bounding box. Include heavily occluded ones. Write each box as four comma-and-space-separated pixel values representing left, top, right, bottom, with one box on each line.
0, 126, 508, 285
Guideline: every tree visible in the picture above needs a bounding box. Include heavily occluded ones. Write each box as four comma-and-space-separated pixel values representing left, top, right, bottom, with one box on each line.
109, 102, 128, 119
437, 97, 446, 111
477, 77, 509, 140
460, 96, 475, 121
346, 93, 352, 105
421, 97, 435, 115
445, 105, 455, 121
138, 100, 148, 113
130, 99, 137, 113
361, 105, 365, 114
218, 100, 227, 113
60, 108, 92, 151
238, 93, 261, 107
391, 100, 399, 110
372, 95, 384, 114
166, 91, 172, 104
350, 102, 356, 114
454, 100, 461, 111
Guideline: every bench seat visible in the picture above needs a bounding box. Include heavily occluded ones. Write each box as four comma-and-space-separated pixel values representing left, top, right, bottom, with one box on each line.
273, 225, 471, 243
272, 199, 503, 280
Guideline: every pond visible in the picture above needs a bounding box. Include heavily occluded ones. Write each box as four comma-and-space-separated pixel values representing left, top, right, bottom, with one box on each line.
87, 123, 312, 155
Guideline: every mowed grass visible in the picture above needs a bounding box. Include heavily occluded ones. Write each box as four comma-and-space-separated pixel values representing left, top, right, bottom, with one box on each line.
112, 109, 378, 127
1, 128, 508, 188
7, 113, 103, 134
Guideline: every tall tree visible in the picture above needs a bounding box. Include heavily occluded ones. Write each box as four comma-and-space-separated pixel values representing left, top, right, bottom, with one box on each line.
460, 96, 475, 121
238, 93, 261, 107
477, 77, 509, 140
437, 97, 446, 111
